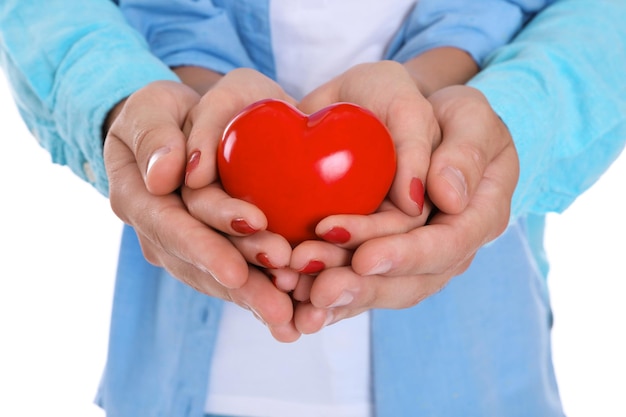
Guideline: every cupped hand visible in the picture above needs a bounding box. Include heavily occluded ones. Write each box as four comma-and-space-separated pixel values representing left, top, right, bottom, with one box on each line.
104, 80, 299, 342
282, 61, 438, 302
182, 68, 298, 189
292, 85, 519, 334
298, 60, 441, 218
179, 68, 301, 289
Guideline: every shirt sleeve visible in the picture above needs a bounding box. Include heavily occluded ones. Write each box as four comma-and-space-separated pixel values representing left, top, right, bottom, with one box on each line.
388, 0, 554, 66
0, 0, 178, 196
118, 0, 256, 75
468, 0, 626, 221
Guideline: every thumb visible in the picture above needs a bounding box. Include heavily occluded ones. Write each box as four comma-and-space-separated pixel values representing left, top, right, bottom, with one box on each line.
107, 80, 200, 195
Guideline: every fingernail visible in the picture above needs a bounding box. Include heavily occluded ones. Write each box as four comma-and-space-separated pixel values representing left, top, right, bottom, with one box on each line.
146, 146, 171, 177
231, 218, 258, 234
185, 149, 201, 184
324, 310, 336, 327
440, 166, 468, 204
328, 290, 354, 308
196, 263, 227, 287
256, 252, 276, 269
321, 226, 351, 244
363, 259, 392, 276
298, 260, 325, 274
410, 177, 425, 215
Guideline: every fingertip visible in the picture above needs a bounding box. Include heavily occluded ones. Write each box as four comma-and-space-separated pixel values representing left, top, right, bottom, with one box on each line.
268, 322, 301, 343
215, 247, 257, 290
351, 238, 396, 276
427, 165, 468, 214
271, 268, 300, 293
409, 177, 425, 215
388, 175, 424, 217
145, 145, 186, 195
228, 202, 269, 236
146, 146, 171, 179
185, 149, 219, 189
231, 218, 260, 235
318, 225, 352, 245
355, 257, 393, 277
254, 240, 291, 270
184, 149, 201, 186
294, 303, 328, 334
208, 261, 249, 290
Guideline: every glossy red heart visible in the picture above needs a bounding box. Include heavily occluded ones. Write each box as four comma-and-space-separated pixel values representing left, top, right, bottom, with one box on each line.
217, 99, 396, 245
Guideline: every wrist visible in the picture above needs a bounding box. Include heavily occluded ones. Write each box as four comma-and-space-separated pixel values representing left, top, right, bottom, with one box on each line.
404, 47, 479, 97
173, 65, 223, 95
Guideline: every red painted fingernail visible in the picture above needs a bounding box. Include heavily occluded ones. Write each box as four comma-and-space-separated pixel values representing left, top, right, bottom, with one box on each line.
298, 260, 325, 275
321, 226, 351, 244
231, 218, 258, 234
185, 149, 201, 184
256, 252, 276, 269
410, 177, 425, 215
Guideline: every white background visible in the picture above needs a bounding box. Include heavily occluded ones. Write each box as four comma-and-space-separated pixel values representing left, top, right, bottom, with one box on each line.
1, 73, 624, 417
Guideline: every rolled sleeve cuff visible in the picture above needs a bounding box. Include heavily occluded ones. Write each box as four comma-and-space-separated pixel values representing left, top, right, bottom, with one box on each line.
53, 34, 178, 196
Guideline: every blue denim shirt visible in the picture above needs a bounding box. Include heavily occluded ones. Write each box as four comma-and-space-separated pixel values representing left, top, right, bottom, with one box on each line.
100, 218, 558, 417
1, 1, 626, 416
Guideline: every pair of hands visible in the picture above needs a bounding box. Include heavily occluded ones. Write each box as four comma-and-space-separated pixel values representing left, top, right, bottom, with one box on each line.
104, 62, 518, 342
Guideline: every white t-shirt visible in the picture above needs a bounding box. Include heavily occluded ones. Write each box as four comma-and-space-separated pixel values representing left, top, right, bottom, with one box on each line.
205, 1, 416, 416
205, 303, 373, 417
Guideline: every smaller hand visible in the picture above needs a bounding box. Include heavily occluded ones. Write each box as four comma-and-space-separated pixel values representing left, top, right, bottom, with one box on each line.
182, 68, 298, 189
299, 60, 441, 218
282, 61, 437, 304
291, 86, 519, 334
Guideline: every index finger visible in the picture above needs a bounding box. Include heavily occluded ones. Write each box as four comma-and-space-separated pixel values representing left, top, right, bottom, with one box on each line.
184, 68, 297, 189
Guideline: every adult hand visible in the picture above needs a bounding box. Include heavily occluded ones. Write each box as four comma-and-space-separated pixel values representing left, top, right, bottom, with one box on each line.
282, 61, 437, 302
269, 59, 479, 298
104, 80, 299, 342
180, 68, 298, 272
292, 85, 519, 334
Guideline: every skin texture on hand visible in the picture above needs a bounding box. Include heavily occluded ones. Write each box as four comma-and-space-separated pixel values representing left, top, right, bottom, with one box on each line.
103, 80, 301, 342
180, 62, 440, 303
290, 85, 519, 335
404, 47, 478, 97
102, 65, 517, 342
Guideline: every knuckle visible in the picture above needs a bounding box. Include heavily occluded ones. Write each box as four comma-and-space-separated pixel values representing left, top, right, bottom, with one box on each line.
131, 124, 160, 156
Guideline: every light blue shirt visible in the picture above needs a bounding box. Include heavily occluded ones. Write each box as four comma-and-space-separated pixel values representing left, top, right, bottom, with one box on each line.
1, 1, 626, 416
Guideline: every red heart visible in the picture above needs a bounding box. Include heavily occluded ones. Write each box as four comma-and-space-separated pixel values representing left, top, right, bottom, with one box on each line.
217, 99, 396, 245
